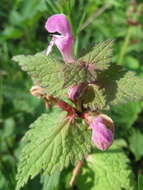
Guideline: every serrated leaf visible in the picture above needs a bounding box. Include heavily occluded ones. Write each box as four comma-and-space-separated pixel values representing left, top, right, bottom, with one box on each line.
80, 85, 95, 104
84, 84, 106, 110
97, 64, 143, 107
77, 140, 136, 190
16, 108, 91, 190
63, 62, 93, 88
111, 71, 143, 105
80, 39, 114, 71
12, 52, 68, 97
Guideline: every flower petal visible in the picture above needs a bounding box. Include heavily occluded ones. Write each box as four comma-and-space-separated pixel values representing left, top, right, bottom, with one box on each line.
68, 83, 85, 101
45, 14, 74, 63
45, 14, 72, 36
90, 116, 114, 151
54, 34, 74, 63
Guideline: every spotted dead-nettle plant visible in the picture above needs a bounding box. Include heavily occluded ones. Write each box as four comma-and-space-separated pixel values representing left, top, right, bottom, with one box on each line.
13, 14, 143, 190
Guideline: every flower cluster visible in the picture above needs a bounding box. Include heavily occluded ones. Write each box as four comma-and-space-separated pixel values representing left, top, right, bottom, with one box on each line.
45, 14, 114, 151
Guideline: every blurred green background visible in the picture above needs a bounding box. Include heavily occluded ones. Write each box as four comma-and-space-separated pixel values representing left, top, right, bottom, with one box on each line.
0, 0, 143, 189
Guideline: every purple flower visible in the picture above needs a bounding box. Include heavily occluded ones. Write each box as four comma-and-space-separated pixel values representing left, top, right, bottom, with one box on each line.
45, 14, 74, 63
90, 115, 114, 151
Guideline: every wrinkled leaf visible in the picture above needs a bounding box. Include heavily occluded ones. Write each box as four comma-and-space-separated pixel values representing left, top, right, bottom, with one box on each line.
77, 140, 136, 190
13, 52, 68, 97
97, 64, 143, 107
63, 62, 93, 88
83, 84, 106, 110
16, 108, 91, 190
80, 39, 114, 70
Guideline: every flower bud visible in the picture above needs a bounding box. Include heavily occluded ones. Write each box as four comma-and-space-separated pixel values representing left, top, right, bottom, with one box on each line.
88, 114, 114, 151
68, 83, 86, 101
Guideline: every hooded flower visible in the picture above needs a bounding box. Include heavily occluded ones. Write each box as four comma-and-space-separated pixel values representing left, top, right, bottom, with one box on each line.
68, 83, 86, 101
85, 113, 114, 151
45, 14, 74, 63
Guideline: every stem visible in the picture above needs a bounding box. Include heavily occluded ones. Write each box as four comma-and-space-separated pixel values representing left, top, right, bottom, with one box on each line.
118, 27, 133, 65
69, 160, 84, 186
75, 100, 82, 112
30, 86, 76, 116
80, 3, 112, 31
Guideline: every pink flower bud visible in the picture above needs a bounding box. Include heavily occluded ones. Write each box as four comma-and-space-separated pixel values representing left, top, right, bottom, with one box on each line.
68, 84, 85, 101
88, 114, 114, 151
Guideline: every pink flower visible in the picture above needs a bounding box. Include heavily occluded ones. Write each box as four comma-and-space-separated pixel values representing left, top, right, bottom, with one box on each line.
85, 113, 114, 151
45, 14, 74, 63
82, 112, 114, 150
68, 83, 86, 101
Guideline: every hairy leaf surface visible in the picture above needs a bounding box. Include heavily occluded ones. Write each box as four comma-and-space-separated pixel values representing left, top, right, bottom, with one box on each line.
63, 62, 93, 87
13, 52, 68, 97
77, 140, 136, 190
16, 108, 91, 190
97, 64, 143, 107
111, 71, 143, 105
80, 39, 114, 70
83, 84, 106, 110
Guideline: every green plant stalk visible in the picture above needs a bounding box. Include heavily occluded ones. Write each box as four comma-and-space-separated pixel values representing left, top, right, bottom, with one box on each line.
118, 27, 133, 65
0, 77, 3, 118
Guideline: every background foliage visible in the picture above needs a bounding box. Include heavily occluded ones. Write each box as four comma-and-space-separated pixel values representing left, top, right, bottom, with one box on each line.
0, 0, 143, 189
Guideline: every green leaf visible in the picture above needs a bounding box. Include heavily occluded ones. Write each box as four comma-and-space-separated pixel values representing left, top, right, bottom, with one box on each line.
110, 102, 142, 129
111, 71, 143, 105
12, 52, 67, 97
77, 140, 136, 190
63, 62, 93, 88
80, 85, 95, 104
97, 64, 143, 107
138, 174, 143, 190
41, 172, 60, 190
129, 129, 143, 161
83, 84, 106, 110
79, 39, 114, 71
16, 108, 91, 190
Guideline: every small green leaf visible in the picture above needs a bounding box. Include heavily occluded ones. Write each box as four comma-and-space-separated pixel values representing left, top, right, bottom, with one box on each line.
129, 129, 143, 161
16, 108, 91, 190
77, 140, 136, 190
13, 52, 67, 97
80, 39, 114, 70
84, 84, 106, 110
